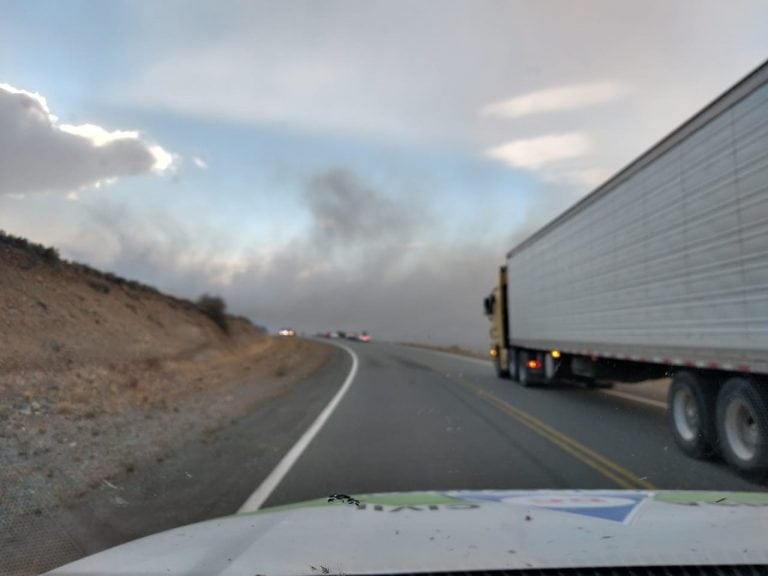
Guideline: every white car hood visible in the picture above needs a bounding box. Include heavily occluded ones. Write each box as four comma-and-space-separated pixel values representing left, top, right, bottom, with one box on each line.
48, 490, 768, 575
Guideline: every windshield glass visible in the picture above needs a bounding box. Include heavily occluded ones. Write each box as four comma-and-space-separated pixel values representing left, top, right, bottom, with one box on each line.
2, 2, 768, 575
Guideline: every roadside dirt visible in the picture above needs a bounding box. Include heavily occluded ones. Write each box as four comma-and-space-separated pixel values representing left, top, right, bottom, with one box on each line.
0, 236, 332, 574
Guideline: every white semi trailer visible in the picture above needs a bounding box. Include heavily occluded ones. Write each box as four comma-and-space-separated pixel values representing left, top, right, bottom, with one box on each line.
484, 60, 768, 476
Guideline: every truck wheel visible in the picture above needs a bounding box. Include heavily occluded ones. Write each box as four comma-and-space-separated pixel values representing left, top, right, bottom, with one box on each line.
517, 351, 535, 387
668, 371, 718, 459
509, 349, 519, 382
716, 377, 768, 477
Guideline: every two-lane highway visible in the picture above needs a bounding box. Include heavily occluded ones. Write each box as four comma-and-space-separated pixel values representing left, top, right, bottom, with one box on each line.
250, 341, 765, 511
20, 339, 766, 575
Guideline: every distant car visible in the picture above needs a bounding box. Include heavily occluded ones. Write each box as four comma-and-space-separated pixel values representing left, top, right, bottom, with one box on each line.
345, 332, 371, 342
277, 328, 296, 337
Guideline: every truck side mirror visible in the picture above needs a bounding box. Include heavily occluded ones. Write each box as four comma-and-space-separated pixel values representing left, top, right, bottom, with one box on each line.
483, 295, 495, 316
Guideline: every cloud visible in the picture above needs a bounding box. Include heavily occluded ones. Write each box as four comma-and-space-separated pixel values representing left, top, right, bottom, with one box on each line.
481, 82, 623, 193
481, 81, 627, 119
1, 163, 581, 350
148, 145, 175, 172
40, 167, 515, 349
192, 156, 208, 169
60, 201, 244, 295
0, 83, 176, 195
111, 3, 592, 145
6, 2, 764, 350
306, 169, 417, 248
557, 167, 615, 189
485, 135, 615, 192
59, 123, 140, 146
485, 133, 593, 170
218, 169, 508, 347
108, 0, 767, 203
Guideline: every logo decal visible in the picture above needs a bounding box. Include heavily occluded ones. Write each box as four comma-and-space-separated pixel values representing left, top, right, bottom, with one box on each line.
453, 491, 649, 523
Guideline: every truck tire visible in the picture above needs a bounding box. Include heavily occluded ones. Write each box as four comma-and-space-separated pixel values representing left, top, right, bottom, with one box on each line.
716, 377, 768, 477
509, 348, 519, 382
668, 371, 719, 459
517, 351, 535, 387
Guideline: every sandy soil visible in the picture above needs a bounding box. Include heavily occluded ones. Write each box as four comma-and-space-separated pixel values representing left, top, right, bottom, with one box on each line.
0, 237, 331, 571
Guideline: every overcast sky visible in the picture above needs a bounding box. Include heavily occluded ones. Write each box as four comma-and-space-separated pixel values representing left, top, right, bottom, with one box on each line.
1, 1, 767, 349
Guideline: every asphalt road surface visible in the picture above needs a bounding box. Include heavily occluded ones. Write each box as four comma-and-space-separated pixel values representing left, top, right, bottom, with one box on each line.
260, 340, 765, 508
18, 340, 766, 575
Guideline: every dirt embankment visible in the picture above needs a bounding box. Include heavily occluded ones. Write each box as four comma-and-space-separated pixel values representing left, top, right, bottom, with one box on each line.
0, 235, 330, 536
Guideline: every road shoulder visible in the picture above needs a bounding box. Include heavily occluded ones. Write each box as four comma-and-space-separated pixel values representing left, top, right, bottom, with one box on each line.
3, 341, 350, 576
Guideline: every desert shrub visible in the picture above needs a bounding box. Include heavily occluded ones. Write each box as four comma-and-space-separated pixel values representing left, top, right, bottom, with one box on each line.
0, 229, 60, 264
88, 280, 111, 294
196, 294, 229, 333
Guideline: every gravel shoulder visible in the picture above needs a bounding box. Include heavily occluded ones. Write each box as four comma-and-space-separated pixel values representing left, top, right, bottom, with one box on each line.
2, 338, 342, 576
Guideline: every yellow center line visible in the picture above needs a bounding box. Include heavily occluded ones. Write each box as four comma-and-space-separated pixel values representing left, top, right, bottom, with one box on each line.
455, 378, 656, 490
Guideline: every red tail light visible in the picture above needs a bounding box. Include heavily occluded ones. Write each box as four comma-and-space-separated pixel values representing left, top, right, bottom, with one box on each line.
527, 359, 542, 370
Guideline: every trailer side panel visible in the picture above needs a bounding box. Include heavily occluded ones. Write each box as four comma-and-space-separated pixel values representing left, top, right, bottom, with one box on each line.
507, 71, 768, 373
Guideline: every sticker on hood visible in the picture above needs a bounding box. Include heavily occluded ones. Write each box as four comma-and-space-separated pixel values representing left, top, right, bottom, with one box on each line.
452, 491, 650, 523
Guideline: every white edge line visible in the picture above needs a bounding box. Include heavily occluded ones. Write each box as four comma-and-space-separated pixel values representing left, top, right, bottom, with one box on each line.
237, 342, 359, 513
599, 388, 667, 410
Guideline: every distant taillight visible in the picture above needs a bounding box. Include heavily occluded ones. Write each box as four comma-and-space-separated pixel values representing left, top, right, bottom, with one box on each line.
527, 359, 542, 370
